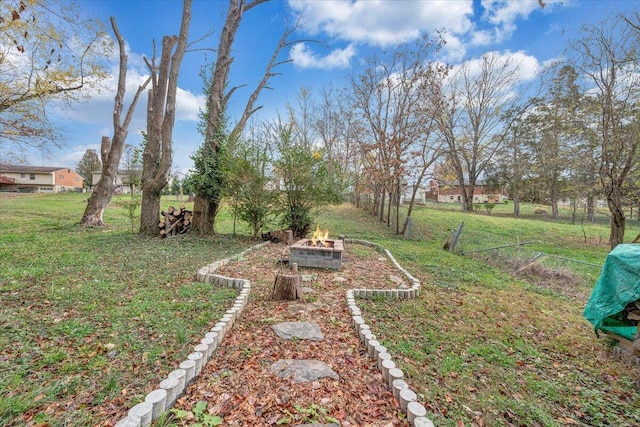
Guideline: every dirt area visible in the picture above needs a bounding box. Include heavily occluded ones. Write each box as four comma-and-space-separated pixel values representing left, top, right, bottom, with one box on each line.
171, 241, 412, 426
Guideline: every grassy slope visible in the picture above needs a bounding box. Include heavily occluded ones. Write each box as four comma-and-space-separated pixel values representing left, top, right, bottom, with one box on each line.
2, 195, 639, 426
0, 193, 252, 426
317, 204, 640, 427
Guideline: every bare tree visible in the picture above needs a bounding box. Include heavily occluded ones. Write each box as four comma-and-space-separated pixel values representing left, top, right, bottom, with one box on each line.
190, 0, 297, 235
312, 85, 364, 201
0, 1, 110, 158
286, 86, 316, 150
568, 14, 640, 248
139, 0, 191, 236
435, 52, 527, 212
487, 108, 534, 218
350, 34, 444, 232
528, 66, 583, 219
81, 17, 150, 227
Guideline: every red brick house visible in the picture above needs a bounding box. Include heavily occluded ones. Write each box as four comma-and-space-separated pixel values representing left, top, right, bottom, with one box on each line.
0, 164, 84, 193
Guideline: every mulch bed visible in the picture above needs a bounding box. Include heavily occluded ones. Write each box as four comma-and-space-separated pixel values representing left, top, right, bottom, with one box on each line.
171, 241, 411, 426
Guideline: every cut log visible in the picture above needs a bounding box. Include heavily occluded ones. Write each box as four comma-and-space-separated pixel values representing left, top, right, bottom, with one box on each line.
262, 229, 293, 243
272, 273, 303, 301
159, 205, 194, 237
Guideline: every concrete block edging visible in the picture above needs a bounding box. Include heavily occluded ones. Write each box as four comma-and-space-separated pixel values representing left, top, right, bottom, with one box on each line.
115, 239, 434, 426
114, 241, 268, 427
344, 239, 434, 427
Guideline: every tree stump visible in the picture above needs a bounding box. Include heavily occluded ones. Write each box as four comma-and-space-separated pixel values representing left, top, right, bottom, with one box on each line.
272, 273, 303, 301
285, 229, 294, 245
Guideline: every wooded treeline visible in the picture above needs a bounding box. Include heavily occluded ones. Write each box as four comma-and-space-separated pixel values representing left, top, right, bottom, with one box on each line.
3, 1, 640, 249
241, 11, 640, 250
218, 10, 640, 250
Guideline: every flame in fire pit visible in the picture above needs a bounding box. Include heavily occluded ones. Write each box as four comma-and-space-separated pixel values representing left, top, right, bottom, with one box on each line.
311, 224, 329, 247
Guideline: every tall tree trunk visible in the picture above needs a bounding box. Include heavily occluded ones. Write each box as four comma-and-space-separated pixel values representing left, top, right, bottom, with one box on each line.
513, 194, 520, 217
190, 0, 276, 235
82, 17, 150, 227
82, 136, 117, 226
463, 183, 475, 212
395, 179, 401, 234
191, 0, 244, 235
401, 184, 421, 236
386, 191, 392, 226
378, 190, 385, 222
587, 194, 595, 222
551, 200, 559, 220
372, 185, 379, 216
607, 186, 625, 249
139, 0, 191, 236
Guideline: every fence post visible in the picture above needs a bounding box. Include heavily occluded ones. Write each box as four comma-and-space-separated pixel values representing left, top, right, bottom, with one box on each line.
449, 222, 464, 252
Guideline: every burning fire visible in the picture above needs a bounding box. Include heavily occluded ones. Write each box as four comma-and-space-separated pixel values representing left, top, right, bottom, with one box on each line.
311, 224, 330, 247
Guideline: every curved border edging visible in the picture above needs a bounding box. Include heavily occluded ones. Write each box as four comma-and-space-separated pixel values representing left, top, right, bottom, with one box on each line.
344, 239, 435, 427
345, 239, 421, 299
114, 241, 268, 427
115, 239, 435, 427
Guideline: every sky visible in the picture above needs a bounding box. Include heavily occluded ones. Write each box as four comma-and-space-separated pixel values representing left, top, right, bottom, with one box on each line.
14, 0, 640, 176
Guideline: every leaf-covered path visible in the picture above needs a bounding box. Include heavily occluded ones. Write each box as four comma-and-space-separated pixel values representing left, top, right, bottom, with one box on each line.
171, 242, 412, 426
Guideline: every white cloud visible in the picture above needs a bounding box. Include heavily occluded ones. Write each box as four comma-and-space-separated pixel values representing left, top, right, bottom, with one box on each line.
290, 43, 355, 69
176, 89, 205, 122
288, 0, 568, 61
445, 50, 541, 99
471, 0, 566, 46
480, 1, 540, 27
509, 50, 541, 81
439, 32, 467, 63
288, 0, 474, 47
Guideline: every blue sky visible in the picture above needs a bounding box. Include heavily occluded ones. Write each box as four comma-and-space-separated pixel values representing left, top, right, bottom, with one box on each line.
19, 0, 639, 175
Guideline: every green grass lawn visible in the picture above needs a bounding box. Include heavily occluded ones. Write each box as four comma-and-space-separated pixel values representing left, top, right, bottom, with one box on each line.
317, 203, 640, 427
0, 193, 254, 426
1, 194, 639, 426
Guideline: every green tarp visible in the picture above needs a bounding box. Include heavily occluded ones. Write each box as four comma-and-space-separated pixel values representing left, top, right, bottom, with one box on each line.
583, 244, 640, 338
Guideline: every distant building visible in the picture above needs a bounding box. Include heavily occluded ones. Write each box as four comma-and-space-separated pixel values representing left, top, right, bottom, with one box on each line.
428, 180, 507, 204
400, 182, 430, 204
90, 169, 141, 194
0, 164, 84, 193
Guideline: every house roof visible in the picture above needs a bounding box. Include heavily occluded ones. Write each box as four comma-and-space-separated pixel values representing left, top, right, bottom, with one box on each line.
0, 164, 72, 173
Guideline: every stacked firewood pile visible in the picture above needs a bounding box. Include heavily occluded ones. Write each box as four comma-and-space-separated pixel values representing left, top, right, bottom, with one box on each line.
159, 204, 192, 237
622, 300, 640, 323
607, 300, 640, 357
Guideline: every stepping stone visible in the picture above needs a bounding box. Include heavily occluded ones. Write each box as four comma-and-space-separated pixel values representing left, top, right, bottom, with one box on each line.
270, 359, 339, 384
273, 322, 323, 341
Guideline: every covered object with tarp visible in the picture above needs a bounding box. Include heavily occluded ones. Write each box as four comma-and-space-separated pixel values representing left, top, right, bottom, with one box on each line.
584, 244, 640, 346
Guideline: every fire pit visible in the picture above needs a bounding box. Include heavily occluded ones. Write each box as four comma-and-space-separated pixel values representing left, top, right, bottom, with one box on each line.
289, 226, 344, 269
